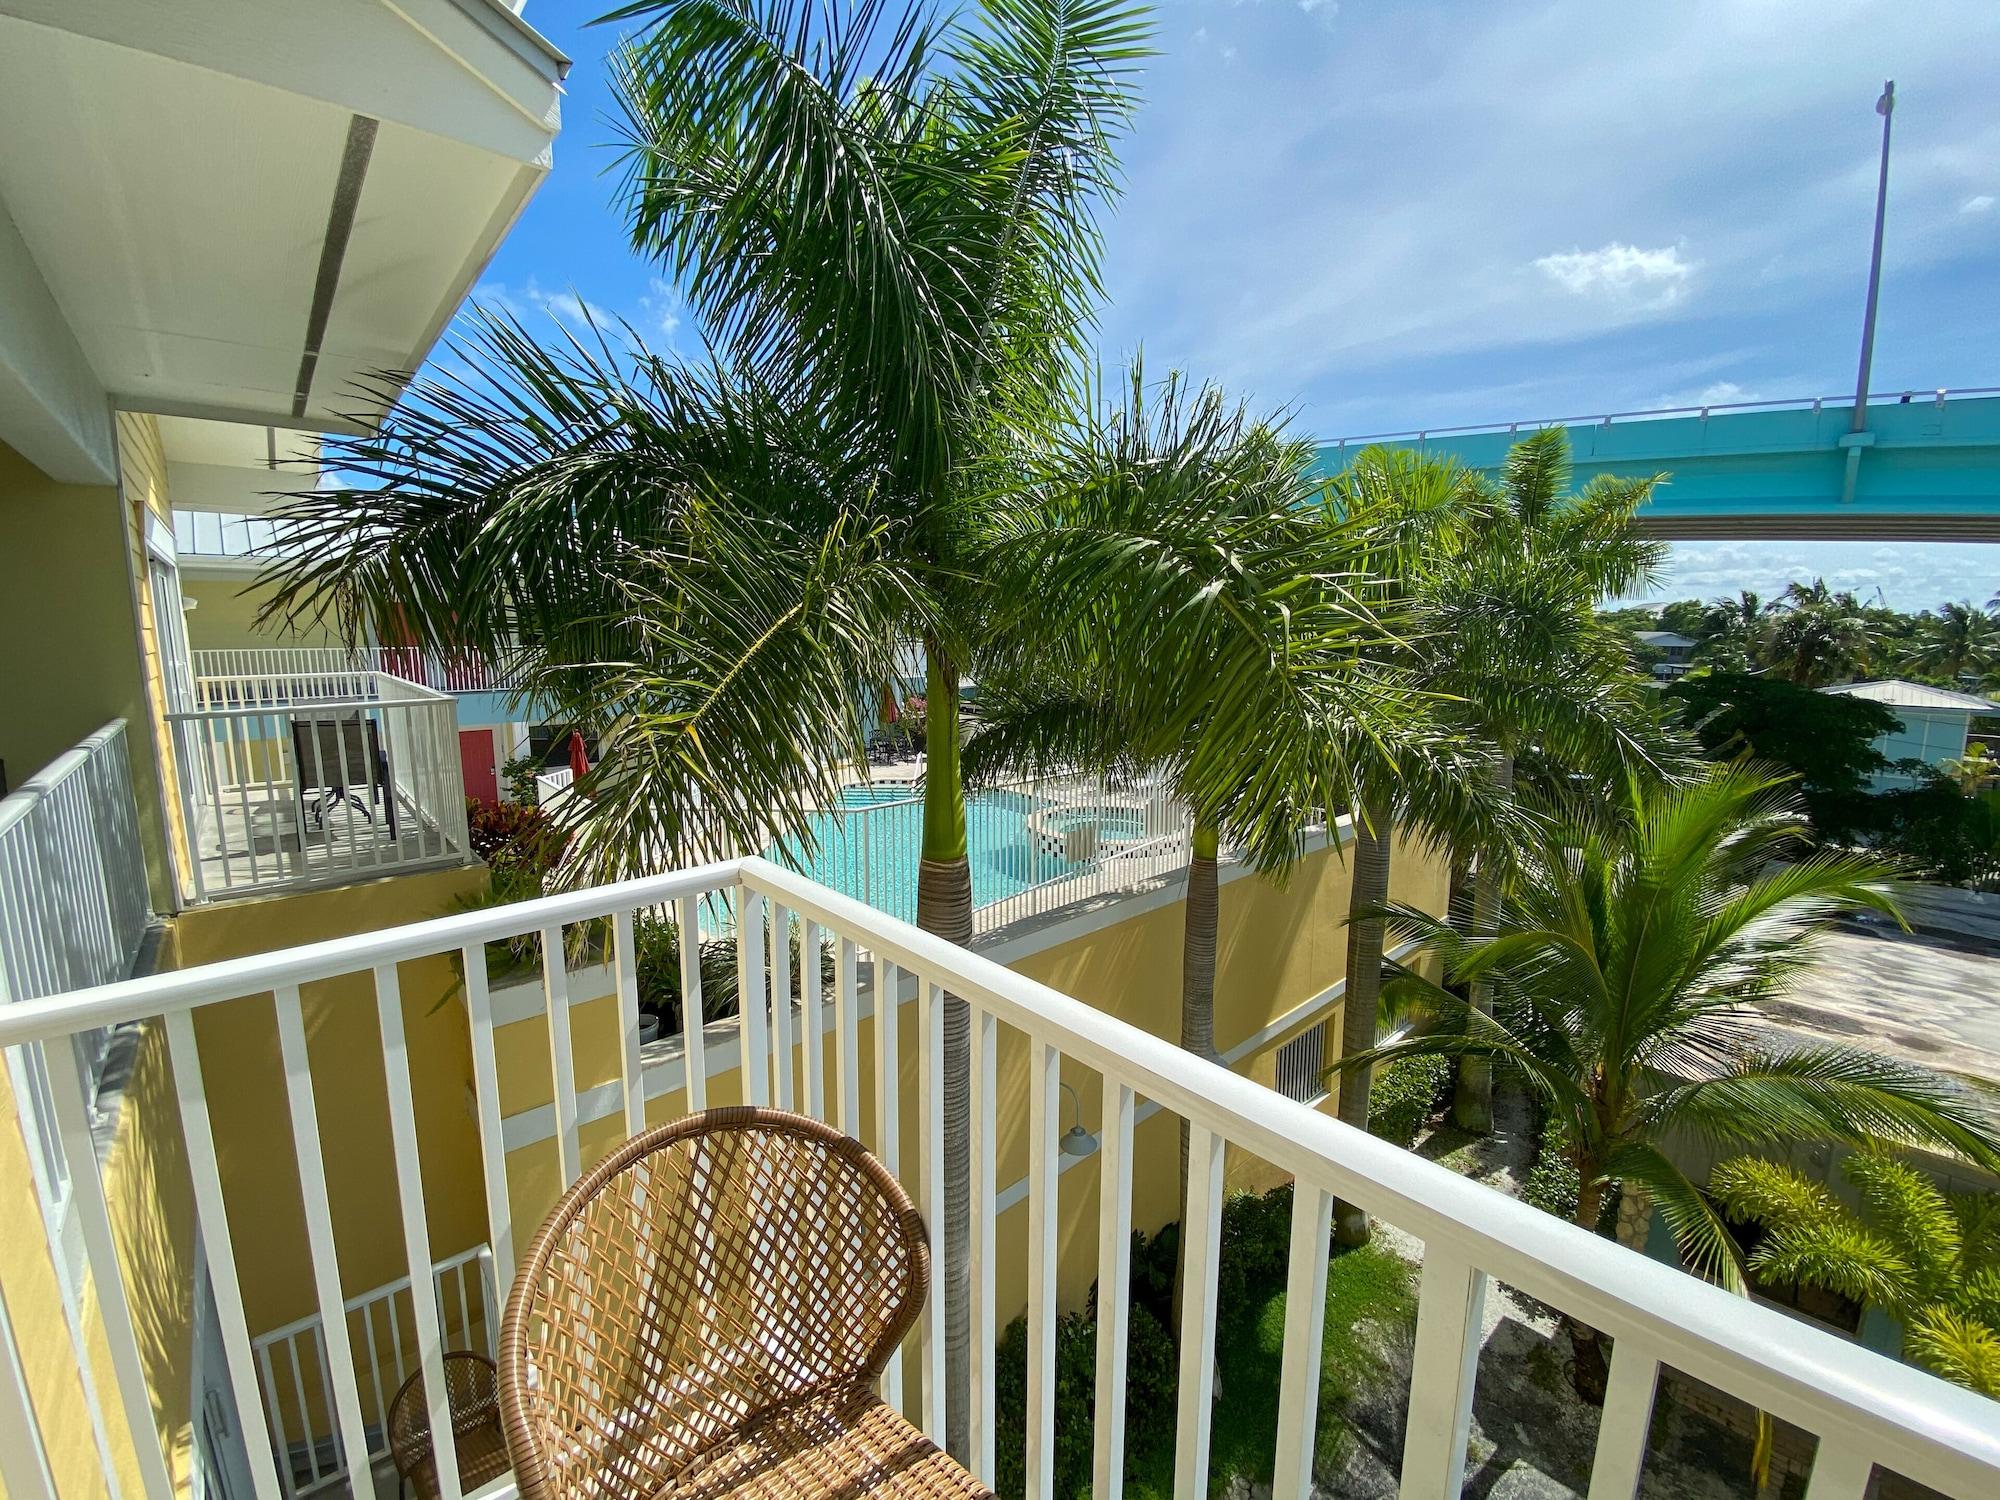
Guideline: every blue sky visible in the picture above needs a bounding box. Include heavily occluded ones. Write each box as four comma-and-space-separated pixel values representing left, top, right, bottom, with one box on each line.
476, 0, 2000, 610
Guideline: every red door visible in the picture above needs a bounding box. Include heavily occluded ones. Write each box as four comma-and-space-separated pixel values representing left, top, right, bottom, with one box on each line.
459, 729, 499, 804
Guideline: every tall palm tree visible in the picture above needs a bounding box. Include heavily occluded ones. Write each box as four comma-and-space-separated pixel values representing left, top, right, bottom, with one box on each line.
1763, 579, 1874, 686
1904, 601, 2000, 686
265, 0, 1155, 1454
970, 370, 1405, 1248
1342, 765, 2000, 1398
1319, 446, 1520, 1243
1430, 428, 1666, 1131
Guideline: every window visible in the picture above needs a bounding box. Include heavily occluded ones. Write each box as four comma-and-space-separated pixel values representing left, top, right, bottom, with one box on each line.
1274, 1020, 1329, 1103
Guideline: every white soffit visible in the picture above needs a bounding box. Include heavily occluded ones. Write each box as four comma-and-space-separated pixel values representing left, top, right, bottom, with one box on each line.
158, 416, 321, 514
0, 1, 563, 449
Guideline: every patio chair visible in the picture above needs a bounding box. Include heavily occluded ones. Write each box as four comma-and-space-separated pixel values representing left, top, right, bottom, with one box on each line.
387, 1351, 511, 1500
290, 712, 397, 838
499, 1107, 991, 1500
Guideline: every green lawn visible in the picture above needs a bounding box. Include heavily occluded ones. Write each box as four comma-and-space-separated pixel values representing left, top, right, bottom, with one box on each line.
1204, 1239, 1417, 1490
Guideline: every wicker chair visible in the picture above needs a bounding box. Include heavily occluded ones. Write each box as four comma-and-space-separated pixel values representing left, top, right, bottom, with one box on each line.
387, 1351, 511, 1500
499, 1107, 991, 1500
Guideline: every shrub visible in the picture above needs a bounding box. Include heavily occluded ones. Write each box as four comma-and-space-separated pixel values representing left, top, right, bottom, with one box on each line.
465, 797, 567, 873
993, 1299, 1177, 1500
1217, 1184, 1294, 1325
501, 753, 542, 806
1365, 1055, 1452, 1149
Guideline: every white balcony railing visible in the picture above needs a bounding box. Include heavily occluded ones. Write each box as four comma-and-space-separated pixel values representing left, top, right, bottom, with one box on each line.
1, 857, 1996, 1500
190, 647, 523, 699
0, 720, 153, 1286
169, 666, 471, 899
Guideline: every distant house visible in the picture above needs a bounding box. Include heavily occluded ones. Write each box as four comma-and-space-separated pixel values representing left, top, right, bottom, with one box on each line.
1819, 678, 2000, 790
1633, 630, 1698, 679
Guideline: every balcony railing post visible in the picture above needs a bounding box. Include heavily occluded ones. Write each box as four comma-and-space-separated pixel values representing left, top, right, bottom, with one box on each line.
166, 1011, 284, 1500
460, 944, 515, 1280
1090, 1079, 1136, 1500
540, 924, 581, 1186
1173, 1122, 1226, 1500
1805, 1444, 1878, 1500
373, 962, 464, 1500
275, 985, 379, 1500
1398, 1249, 1488, 1499
45, 1029, 179, 1499
1588, 1341, 1660, 1500
1025, 1040, 1061, 1500
1272, 1185, 1334, 1500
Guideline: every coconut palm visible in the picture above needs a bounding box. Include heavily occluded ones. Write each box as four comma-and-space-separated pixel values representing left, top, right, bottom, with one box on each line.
1428, 428, 1667, 1131
1763, 579, 1874, 686
1904, 601, 2000, 686
1712, 1152, 2000, 1398
968, 370, 1409, 1259
1698, 589, 1770, 668
264, 0, 1155, 1454
1341, 765, 2000, 1398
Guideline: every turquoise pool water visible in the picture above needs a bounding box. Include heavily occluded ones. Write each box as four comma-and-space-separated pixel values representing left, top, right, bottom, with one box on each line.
769, 784, 1086, 923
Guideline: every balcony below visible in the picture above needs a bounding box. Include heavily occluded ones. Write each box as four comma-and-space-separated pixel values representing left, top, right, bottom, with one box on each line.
168, 664, 471, 901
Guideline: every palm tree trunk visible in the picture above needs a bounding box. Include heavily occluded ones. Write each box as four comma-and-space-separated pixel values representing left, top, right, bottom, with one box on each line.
1452, 749, 1513, 1132
916, 644, 973, 1459
1174, 820, 1221, 1333
1333, 787, 1394, 1246
1567, 1175, 1611, 1403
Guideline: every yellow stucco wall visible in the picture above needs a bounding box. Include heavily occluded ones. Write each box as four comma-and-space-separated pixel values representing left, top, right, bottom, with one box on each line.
182, 574, 345, 655
0, 1062, 117, 1500
0, 439, 175, 910
111, 420, 191, 916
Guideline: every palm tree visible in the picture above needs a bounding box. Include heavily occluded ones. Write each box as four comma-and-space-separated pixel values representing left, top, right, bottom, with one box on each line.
1699, 589, 1769, 666
1763, 579, 1874, 686
1712, 1152, 2000, 1398
1319, 446, 1522, 1243
1428, 428, 1666, 1132
1341, 765, 2000, 1399
1904, 601, 2000, 686
265, 0, 1155, 1454
969, 370, 1405, 1263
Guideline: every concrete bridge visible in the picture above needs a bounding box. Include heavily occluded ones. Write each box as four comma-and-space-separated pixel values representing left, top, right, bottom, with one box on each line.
1314, 388, 2000, 540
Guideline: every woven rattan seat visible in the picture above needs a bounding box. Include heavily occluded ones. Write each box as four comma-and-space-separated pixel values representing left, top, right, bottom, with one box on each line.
499, 1107, 992, 1500
387, 1351, 511, 1500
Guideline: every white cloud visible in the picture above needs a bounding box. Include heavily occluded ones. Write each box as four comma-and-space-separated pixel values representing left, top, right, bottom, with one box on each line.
1533, 242, 1695, 306
1297, 0, 1337, 13
639, 277, 683, 343
1963, 194, 1995, 214
475, 277, 615, 331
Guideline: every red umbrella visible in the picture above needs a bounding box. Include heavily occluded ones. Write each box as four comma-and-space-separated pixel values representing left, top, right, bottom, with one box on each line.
567, 729, 590, 783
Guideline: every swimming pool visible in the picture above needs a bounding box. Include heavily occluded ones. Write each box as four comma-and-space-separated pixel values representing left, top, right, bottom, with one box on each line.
767, 783, 1101, 924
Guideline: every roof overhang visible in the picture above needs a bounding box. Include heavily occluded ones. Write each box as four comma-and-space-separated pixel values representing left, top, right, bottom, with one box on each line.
157, 416, 323, 515
0, 0, 565, 479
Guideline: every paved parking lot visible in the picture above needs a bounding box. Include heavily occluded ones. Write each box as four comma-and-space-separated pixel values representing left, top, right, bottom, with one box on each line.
1758, 919, 2000, 1088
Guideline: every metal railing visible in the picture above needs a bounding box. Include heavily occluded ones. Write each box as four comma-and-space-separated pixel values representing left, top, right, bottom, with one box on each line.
170, 667, 470, 900
0, 721, 153, 1203
250, 1246, 497, 1500
1324, 383, 2000, 451
770, 771, 1191, 936
189, 647, 522, 699
1, 855, 1995, 1500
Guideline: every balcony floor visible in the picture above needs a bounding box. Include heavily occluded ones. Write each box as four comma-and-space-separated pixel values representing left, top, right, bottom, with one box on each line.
191, 783, 463, 899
